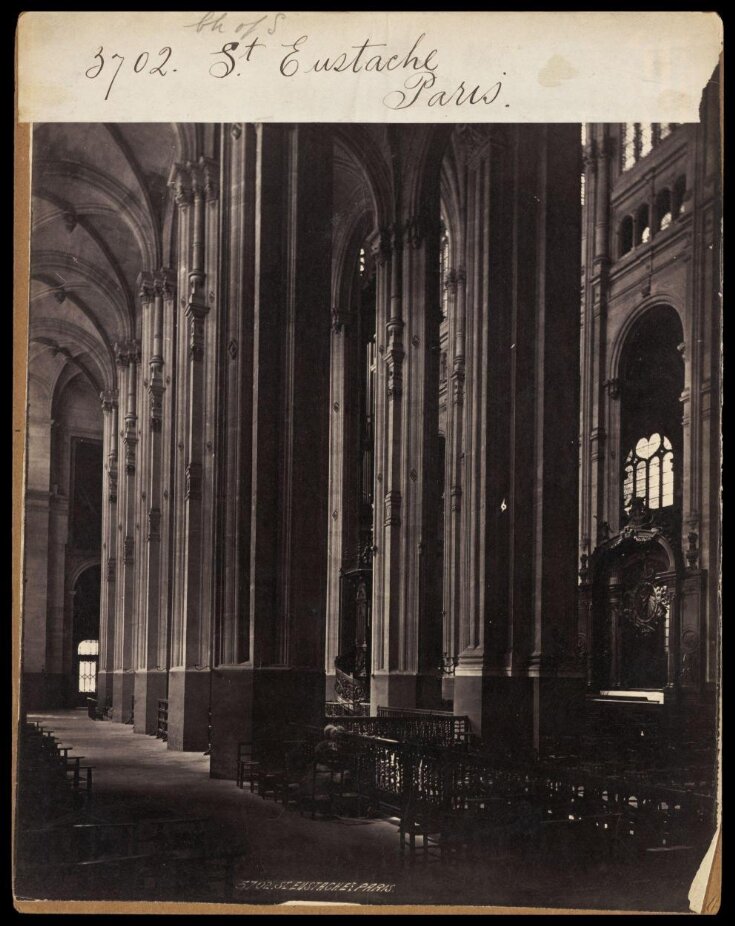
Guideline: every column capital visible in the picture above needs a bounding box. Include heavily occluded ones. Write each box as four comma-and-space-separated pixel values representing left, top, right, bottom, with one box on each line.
100, 388, 119, 413
154, 267, 175, 298
169, 156, 219, 206
138, 270, 155, 305
114, 339, 141, 366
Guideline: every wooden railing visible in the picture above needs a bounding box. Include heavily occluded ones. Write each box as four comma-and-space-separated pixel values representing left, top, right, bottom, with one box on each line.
324, 714, 471, 748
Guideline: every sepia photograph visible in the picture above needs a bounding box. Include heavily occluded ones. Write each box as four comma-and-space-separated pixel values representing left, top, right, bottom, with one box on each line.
14, 12, 722, 915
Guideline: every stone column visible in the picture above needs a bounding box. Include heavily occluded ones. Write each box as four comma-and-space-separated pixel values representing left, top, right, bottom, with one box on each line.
442, 266, 466, 705
112, 339, 140, 722
97, 388, 118, 708
588, 130, 612, 538
209, 123, 257, 779
452, 125, 582, 756
455, 127, 503, 737
167, 156, 219, 752
134, 269, 173, 734
249, 125, 333, 746
323, 298, 351, 702
371, 223, 412, 710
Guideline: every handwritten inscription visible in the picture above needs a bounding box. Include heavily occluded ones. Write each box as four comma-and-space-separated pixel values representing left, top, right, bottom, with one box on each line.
82, 12, 507, 109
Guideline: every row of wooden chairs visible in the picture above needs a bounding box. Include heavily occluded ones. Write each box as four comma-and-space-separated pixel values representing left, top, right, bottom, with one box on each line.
17, 722, 94, 829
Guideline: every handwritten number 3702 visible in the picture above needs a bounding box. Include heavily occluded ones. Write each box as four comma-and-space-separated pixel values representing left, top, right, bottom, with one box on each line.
86, 47, 173, 100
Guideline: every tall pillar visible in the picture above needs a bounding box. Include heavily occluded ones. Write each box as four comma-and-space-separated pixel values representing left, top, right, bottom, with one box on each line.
209, 123, 257, 779
442, 264, 466, 704
167, 156, 220, 752
371, 223, 412, 709
249, 125, 333, 746
134, 269, 173, 734
455, 126, 504, 736
97, 388, 118, 708
453, 125, 582, 755
112, 339, 140, 722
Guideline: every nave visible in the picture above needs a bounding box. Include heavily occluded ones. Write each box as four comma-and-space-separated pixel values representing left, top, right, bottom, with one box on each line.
15, 709, 715, 912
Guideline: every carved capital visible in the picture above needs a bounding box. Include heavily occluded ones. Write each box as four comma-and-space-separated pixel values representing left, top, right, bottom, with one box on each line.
169, 162, 195, 207
154, 267, 175, 299
451, 366, 465, 406
138, 270, 155, 305
185, 301, 208, 361
199, 156, 219, 203
100, 389, 118, 413
115, 339, 141, 367
123, 433, 137, 475
386, 344, 404, 400
149, 380, 163, 432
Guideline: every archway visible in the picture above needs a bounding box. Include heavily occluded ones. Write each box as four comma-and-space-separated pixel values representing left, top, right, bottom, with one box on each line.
71, 564, 102, 706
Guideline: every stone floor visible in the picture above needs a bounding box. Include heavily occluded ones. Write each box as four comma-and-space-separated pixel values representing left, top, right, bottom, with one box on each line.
15, 710, 710, 913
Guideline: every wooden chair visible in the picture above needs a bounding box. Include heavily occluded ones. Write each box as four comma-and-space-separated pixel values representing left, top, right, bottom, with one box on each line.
235, 742, 259, 792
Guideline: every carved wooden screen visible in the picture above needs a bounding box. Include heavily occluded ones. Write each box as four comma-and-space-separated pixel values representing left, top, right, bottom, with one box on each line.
592, 538, 676, 692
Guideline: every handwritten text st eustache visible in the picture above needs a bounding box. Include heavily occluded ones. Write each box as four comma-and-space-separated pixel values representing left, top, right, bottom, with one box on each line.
83, 12, 505, 110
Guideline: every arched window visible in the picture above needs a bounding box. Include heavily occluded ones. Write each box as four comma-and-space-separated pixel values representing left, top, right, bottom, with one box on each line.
619, 216, 634, 256
656, 189, 673, 231
623, 433, 675, 513
77, 639, 99, 693
619, 306, 684, 526
635, 204, 650, 245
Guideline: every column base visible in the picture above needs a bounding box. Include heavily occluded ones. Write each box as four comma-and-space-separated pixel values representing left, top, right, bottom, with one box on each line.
370, 672, 418, 713
454, 672, 587, 758
96, 669, 113, 710
112, 670, 136, 724
532, 675, 587, 755
209, 666, 254, 780
134, 669, 168, 735
252, 667, 325, 748
166, 667, 211, 752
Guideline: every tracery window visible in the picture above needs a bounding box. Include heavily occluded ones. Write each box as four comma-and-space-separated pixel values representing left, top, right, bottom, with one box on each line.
621, 123, 678, 172
623, 433, 674, 514
77, 639, 99, 693
618, 305, 683, 527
